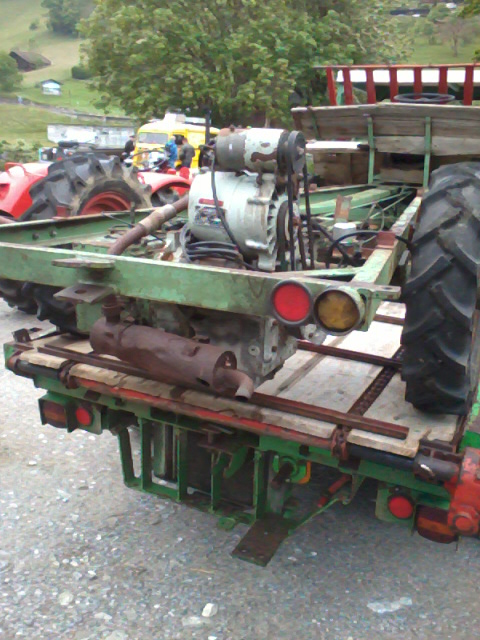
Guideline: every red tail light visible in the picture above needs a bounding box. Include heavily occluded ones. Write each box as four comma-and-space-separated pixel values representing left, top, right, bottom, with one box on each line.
271, 282, 312, 325
75, 406, 93, 427
388, 494, 415, 520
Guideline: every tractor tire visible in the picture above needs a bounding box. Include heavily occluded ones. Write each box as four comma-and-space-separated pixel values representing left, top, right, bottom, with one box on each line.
21, 153, 152, 221
0, 154, 151, 316
401, 162, 480, 415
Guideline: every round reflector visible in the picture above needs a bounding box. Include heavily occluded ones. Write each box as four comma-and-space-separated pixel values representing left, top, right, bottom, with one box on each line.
315, 288, 364, 334
388, 494, 415, 520
75, 407, 93, 427
271, 282, 312, 325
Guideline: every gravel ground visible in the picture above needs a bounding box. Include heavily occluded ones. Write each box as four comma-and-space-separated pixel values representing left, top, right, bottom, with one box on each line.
0, 299, 479, 640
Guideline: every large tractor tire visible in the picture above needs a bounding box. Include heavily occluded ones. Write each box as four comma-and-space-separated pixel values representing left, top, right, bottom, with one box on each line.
21, 153, 151, 221
0, 154, 152, 316
401, 162, 480, 415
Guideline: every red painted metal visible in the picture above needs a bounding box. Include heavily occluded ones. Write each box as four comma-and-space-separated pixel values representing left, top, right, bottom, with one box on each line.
438, 66, 448, 94
140, 171, 191, 198
72, 377, 334, 450
0, 162, 49, 219
326, 67, 337, 106
448, 447, 480, 535
80, 192, 132, 215
365, 68, 376, 104
389, 67, 399, 102
413, 67, 423, 94
463, 65, 474, 105
320, 63, 480, 106
342, 68, 354, 106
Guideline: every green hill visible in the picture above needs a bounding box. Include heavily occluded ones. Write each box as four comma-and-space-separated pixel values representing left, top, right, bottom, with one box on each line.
0, 0, 114, 113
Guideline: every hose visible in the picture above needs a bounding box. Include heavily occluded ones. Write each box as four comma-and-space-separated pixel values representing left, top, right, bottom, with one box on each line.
325, 229, 411, 269
108, 194, 189, 256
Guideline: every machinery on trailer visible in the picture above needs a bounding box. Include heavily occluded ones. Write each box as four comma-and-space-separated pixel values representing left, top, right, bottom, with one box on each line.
3, 64, 480, 563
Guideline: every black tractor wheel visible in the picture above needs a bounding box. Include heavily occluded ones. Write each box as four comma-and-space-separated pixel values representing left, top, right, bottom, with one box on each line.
21, 153, 152, 221
401, 162, 480, 414
0, 154, 152, 316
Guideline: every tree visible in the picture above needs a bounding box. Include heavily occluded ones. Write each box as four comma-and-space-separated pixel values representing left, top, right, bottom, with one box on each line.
42, 0, 93, 35
81, 0, 408, 126
0, 53, 22, 92
462, 0, 480, 17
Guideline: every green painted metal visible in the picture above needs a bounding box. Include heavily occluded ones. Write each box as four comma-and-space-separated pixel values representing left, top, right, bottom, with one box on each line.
423, 116, 432, 189
0, 243, 402, 323
367, 116, 375, 184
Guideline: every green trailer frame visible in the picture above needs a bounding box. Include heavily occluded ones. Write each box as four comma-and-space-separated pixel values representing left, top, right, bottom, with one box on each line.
2, 197, 480, 564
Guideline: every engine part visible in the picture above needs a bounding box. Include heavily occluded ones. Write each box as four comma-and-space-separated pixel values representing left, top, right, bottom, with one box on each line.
108, 194, 189, 256
188, 172, 296, 271
215, 128, 305, 175
90, 315, 254, 399
189, 314, 296, 386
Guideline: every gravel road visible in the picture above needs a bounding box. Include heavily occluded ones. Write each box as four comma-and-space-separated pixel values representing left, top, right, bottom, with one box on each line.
0, 300, 478, 640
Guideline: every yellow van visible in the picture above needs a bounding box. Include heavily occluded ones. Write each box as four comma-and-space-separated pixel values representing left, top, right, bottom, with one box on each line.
133, 115, 219, 169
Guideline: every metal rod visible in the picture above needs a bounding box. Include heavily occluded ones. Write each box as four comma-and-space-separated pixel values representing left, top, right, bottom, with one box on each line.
302, 164, 316, 269
389, 67, 399, 101
342, 68, 354, 105
464, 65, 474, 105
373, 313, 404, 326
297, 341, 402, 370
251, 393, 408, 440
326, 68, 337, 105
33, 342, 408, 441
365, 68, 376, 104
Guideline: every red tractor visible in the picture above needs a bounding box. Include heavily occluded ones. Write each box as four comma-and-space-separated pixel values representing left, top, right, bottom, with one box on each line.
0, 153, 191, 310
0, 154, 190, 222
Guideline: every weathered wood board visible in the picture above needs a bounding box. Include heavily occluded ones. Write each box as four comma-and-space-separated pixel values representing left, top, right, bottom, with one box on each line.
18, 302, 458, 458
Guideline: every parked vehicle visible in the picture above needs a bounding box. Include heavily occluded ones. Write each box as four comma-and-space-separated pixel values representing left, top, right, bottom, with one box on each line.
134, 113, 219, 169
2, 64, 480, 565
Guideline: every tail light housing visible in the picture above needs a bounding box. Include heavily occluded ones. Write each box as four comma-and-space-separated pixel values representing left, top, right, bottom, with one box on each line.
271, 281, 313, 326
314, 287, 365, 334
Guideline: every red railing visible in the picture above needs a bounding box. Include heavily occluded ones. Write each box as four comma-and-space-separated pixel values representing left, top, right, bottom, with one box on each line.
317, 64, 480, 106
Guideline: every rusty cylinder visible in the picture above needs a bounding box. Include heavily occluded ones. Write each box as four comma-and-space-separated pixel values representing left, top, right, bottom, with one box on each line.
90, 318, 254, 399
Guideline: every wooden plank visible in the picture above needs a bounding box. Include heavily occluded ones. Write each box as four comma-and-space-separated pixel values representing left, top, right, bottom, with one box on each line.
374, 136, 480, 156
292, 104, 480, 141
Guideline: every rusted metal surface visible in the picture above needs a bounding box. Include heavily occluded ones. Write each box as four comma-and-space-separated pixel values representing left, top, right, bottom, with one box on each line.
108, 196, 188, 256
90, 317, 254, 399
332, 347, 404, 458
251, 393, 408, 440
349, 348, 403, 415
70, 377, 334, 450
231, 515, 292, 566
373, 313, 404, 326
297, 341, 402, 370
448, 447, 480, 536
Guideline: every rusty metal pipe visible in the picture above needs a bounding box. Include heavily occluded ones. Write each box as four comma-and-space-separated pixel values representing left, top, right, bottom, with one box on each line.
90, 317, 254, 399
108, 194, 189, 256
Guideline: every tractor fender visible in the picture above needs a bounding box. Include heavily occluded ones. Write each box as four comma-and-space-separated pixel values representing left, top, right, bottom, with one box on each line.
0, 162, 50, 219
139, 171, 191, 198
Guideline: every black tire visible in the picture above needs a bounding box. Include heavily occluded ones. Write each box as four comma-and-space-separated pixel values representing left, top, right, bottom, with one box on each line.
0, 280, 37, 314
21, 153, 152, 221
401, 162, 480, 415
151, 187, 179, 207
0, 154, 152, 316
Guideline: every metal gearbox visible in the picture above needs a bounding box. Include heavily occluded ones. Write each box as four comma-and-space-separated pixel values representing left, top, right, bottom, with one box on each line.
188, 172, 295, 272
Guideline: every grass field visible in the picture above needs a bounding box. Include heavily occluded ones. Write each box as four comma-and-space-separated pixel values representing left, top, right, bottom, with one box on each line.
0, 0, 119, 115
0, 104, 101, 145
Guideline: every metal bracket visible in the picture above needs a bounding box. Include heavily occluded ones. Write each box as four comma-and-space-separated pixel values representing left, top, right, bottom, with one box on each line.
423, 116, 432, 189
51, 257, 115, 270
54, 283, 114, 305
